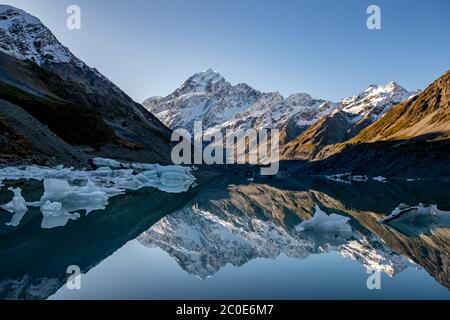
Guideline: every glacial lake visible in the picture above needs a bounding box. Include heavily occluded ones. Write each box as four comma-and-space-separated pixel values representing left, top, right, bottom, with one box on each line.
1, 172, 449, 300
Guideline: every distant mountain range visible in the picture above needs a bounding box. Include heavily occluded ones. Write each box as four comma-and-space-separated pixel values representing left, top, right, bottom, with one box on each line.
143, 65, 450, 178
282, 81, 419, 160
0, 5, 172, 167
144, 70, 424, 151
292, 70, 450, 178
0, 5, 448, 178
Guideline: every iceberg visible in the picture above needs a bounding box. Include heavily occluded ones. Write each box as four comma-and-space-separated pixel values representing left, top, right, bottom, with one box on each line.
0, 160, 196, 195
0, 159, 196, 228
380, 203, 450, 236
350, 175, 368, 182
382, 203, 434, 223
326, 173, 369, 183
1, 187, 28, 227
92, 158, 124, 169
326, 173, 352, 184
373, 176, 387, 182
296, 205, 352, 235
40, 200, 80, 229
40, 179, 109, 214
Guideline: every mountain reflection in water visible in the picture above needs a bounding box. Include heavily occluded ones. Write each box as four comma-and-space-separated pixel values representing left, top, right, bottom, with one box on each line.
1, 174, 449, 299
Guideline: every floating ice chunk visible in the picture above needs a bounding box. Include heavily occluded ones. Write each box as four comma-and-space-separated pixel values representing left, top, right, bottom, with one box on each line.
373, 176, 387, 182
350, 175, 368, 182
131, 163, 157, 171
0, 159, 197, 228
147, 167, 196, 193
41, 200, 63, 217
90, 167, 114, 177
381, 203, 448, 223
40, 201, 80, 229
1, 187, 29, 227
297, 205, 352, 235
115, 178, 144, 191
41, 179, 109, 214
1, 187, 28, 213
381, 203, 450, 236
92, 158, 124, 169
326, 173, 351, 184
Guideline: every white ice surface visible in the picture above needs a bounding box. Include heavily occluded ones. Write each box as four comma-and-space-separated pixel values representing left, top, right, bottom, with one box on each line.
296, 205, 352, 235
382, 203, 450, 223
0, 159, 196, 228
0, 187, 28, 227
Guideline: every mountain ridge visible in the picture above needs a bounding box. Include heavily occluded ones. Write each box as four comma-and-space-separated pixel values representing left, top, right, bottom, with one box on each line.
0, 5, 173, 166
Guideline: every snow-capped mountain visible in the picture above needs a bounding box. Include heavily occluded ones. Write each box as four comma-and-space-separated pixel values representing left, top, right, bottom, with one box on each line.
0, 5, 80, 66
341, 81, 419, 125
144, 69, 340, 146
144, 70, 417, 152
204, 92, 338, 144
0, 5, 173, 165
143, 69, 263, 131
282, 82, 419, 160
0, 5, 121, 92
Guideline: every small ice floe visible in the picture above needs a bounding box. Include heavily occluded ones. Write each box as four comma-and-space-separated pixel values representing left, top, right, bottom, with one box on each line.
326, 173, 369, 183
381, 203, 450, 237
326, 173, 352, 184
40, 200, 80, 229
350, 175, 368, 182
92, 158, 124, 169
1, 187, 28, 227
40, 179, 109, 214
373, 176, 387, 183
0, 159, 196, 194
381, 203, 450, 236
406, 179, 416, 182
296, 205, 352, 235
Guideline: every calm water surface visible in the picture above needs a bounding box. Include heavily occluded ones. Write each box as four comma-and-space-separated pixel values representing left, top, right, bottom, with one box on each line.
1, 175, 449, 300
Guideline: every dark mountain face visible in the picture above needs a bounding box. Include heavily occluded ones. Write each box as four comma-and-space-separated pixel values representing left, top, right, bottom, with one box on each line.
0, 6, 173, 166
282, 111, 351, 160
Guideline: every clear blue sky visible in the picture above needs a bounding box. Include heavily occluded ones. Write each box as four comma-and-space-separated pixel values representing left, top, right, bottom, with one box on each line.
2, 0, 449, 102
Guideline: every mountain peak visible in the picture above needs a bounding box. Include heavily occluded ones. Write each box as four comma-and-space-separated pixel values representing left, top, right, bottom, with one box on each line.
188, 68, 224, 84
0, 5, 40, 24
0, 5, 79, 66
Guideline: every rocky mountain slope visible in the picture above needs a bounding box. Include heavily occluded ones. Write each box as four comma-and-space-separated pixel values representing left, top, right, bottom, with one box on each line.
144, 69, 339, 145
145, 68, 418, 159
293, 70, 450, 178
205, 93, 338, 146
0, 5, 172, 166
143, 69, 263, 132
282, 82, 418, 160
